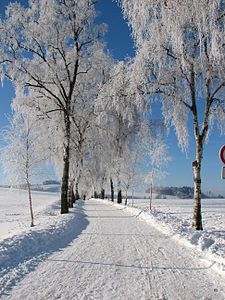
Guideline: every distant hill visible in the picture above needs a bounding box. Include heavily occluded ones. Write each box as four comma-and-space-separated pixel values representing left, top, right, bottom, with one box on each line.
146, 186, 224, 199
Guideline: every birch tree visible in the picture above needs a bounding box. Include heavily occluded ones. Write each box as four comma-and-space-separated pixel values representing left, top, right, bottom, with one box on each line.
119, 0, 225, 230
97, 61, 142, 203
0, 113, 49, 227
0, 0, 107, 214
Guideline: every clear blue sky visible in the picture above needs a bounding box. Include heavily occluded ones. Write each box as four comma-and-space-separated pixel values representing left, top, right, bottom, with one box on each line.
0, 0, 224, 196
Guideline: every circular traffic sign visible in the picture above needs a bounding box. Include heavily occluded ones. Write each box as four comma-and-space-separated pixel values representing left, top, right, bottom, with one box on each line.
219, 145, 225, 164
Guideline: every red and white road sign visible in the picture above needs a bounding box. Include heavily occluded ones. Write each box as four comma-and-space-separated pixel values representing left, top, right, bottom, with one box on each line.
219, 145, 225, 164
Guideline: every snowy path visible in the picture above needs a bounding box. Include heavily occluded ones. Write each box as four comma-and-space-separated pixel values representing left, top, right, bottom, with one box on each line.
3, 199, 225, 300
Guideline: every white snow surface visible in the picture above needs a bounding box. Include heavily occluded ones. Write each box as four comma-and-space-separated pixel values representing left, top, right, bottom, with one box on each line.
125, 197, 225, 274
0, 189, 225, 299
0, 188, 60, 239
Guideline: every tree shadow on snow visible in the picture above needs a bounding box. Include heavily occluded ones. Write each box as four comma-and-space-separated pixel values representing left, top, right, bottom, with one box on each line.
0, 200, 89, 297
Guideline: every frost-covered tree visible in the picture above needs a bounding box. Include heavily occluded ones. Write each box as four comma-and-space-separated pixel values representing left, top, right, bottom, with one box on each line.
119, 0, 225, 230
98, 60, 167, 204
68, 47, 112, 205
0, 113, 49, 227
97, 61, 142, 203
120, 143, 140, 205
0, 0, 107, 214
144, 131, 169, 210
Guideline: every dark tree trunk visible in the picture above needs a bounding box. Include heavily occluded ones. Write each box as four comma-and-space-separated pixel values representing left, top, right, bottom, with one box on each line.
124, 190, 128, 205
60, 116, 70, 214
117, 189, 122, 204
149, 183, 153, 211
61, 144, 69, 213
72, 189, 76, 203
115, 114, 123, 205
94, 191, 98, 198
101, 188, 105, 199
110, 178, 114, 202
68, 179, 75, 208
74, 181, 80, 201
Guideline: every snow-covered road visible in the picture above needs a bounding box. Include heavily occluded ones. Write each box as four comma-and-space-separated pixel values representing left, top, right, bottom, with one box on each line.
3, 199, 225, 300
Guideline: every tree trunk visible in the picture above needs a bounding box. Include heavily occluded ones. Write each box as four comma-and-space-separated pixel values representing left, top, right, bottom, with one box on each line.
68, 179, 75, 208
61, 145, 69, 214
110, 178, 114, 202
60, 115, 70, 214
117, 189, 122, 204
72, 189, 76, 203
27, 180, 34, 227
149, 183, 153, 211
124, 190, 128, 205
192, 158, 203, 230
94, 191, 98, 198
190, 66, 204, 230
101, 188, 105, 199
75, 180, 80, 201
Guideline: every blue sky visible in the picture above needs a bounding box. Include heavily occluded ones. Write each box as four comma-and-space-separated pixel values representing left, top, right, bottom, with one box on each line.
0, 0, 224, 196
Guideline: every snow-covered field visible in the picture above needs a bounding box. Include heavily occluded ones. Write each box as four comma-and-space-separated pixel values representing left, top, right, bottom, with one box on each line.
0, 188, 86, 297
0, 188, 225, 299
0, 187, 60, 239
125, 197, 225, 273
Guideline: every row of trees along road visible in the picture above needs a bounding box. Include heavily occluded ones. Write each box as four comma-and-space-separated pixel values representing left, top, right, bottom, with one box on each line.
0, 0, 166, 226
0, 0, 224, 230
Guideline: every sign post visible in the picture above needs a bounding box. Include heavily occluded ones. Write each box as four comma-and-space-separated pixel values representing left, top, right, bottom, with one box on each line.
222, 166, 225, 179
219, 145, 225, 179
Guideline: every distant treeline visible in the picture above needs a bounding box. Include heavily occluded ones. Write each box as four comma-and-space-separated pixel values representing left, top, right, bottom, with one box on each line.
146, 186, 224, 199
43, 180, 60, 185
